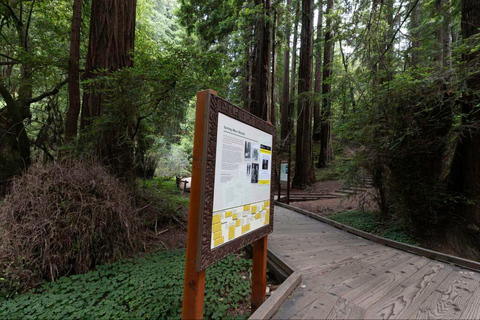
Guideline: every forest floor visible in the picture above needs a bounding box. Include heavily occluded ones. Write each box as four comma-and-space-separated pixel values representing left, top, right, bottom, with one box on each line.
1, 178, 272, 319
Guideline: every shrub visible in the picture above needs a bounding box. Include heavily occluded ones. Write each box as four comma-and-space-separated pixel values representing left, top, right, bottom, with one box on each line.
0, 160, 142, 295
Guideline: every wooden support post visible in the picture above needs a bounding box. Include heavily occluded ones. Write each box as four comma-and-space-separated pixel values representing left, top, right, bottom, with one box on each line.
277, 160, 281, 202
287, 142, 291, 205
182, 89, 216, 320
251, 236, 268, 312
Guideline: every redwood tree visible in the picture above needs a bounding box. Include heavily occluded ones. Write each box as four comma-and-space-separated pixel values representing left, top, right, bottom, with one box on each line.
81, 0, 137, 180
250, 0, 271, 121
293, 0, 316, 188
280, 0, 291, 144
317, 0, 334, 168
64, 0, 83, 142
313, 0, 323, 142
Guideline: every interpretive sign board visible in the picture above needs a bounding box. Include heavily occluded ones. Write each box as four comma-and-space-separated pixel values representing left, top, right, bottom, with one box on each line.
197, 92, 275, 271
182, 90, 274, 318
280, 160, 288, 182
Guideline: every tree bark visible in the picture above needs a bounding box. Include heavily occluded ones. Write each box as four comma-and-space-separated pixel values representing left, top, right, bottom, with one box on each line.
317, 0, 334, 168
280, 0, 291, 145
447, 0, 480, 258
411, 0, 421, 67
64, 0, 82, 142
271, 8, 277, 126
81, 0, 137, 181
313, 0, 323, 142
251, 0, 271, 121
292, 0, 316, 188
288, 0, 300, 133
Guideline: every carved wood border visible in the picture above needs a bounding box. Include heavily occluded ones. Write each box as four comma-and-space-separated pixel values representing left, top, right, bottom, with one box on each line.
196, 93, 275, 271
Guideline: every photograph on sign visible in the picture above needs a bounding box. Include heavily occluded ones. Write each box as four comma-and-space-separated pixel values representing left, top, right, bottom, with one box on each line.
210, 113, 272, 249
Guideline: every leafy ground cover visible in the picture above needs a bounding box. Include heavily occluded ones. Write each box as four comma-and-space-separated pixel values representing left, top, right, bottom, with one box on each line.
0, 249, 252, 319
328, 210, 419, 245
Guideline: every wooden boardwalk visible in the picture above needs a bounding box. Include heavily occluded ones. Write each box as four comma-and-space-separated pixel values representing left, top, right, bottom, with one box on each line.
269, 206, 480, 319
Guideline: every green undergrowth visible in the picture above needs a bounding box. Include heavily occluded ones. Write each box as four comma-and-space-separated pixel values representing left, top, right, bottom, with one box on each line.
0, 249, 252, 319
328, 210, 419, 245
140, 178, 190, 207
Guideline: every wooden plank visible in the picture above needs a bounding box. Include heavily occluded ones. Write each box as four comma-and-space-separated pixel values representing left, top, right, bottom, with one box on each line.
342, 256, 429, 308
407, 269, 480, 319
326, 297, 366, 319
460, 284, 480, 319
249, 272, 302, 320
364, 262, 453, 319
272, 286, 329, 319
303, 293, 340, 319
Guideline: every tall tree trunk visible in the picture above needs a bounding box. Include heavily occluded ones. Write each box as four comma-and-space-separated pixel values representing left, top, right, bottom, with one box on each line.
292, 0, 316, 188
280, 0, 292, 145
312, 0, 323, 142
81, 0, 137, 181
441, 0, 452, 68
288, 0, 300, 132
317, 0, 334, 168
411, 0, 421, 67
251, 0, 271, 121
65, 0, 82, 142
447, 0, 480, 259
271, 8, 277, 126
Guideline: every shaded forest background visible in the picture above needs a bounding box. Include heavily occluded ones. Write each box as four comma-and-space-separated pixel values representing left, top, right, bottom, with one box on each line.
0, 0, 480, 295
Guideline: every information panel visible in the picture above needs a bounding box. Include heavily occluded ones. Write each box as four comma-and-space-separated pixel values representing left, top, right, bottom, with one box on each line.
210, 113, 272, 249
196, 93, 275, 271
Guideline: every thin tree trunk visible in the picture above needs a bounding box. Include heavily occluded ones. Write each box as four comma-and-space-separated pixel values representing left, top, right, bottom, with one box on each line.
271, 8, 277, 126
251, 0, 271, 121
442, 0, 452, 68
280, 0, 292, 145
313, 0, 323, 142
411, 0, 421, 67
65, 0, 82, 142
292, 0, 316, 188
317, 0, 334, 168
288, 0, 300, 133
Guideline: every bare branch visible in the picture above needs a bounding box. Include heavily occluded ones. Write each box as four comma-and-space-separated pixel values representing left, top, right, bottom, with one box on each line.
28, 79, 68, 104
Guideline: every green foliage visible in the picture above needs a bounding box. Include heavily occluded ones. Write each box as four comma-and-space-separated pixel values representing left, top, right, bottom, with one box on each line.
328, 210, 418, 245
0, 250, 252, 319
140, 178, 190, 208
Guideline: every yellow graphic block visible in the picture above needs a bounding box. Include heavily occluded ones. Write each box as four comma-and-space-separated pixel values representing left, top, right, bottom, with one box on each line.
214, 230, 223, 240
212, 214, 221, 224
242, 224, 250, 234
251, 206, 257, 213
264, 200, 270, 207
232, 214, 238, 220
225, 211, 232, 218
214, 236, 224, 246
212, 223, 221, 233
259, 180, 270, 185
228, 226, 235, 240
236, 220, 241, 227
255, 212, 261, 220
243, 205, 250, 211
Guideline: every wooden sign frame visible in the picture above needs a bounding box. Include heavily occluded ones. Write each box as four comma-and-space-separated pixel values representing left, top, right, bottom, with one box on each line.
182, 90, 275, 319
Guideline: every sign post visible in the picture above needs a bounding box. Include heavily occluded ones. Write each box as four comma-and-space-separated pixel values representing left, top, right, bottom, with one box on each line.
182, 90, 275, 319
